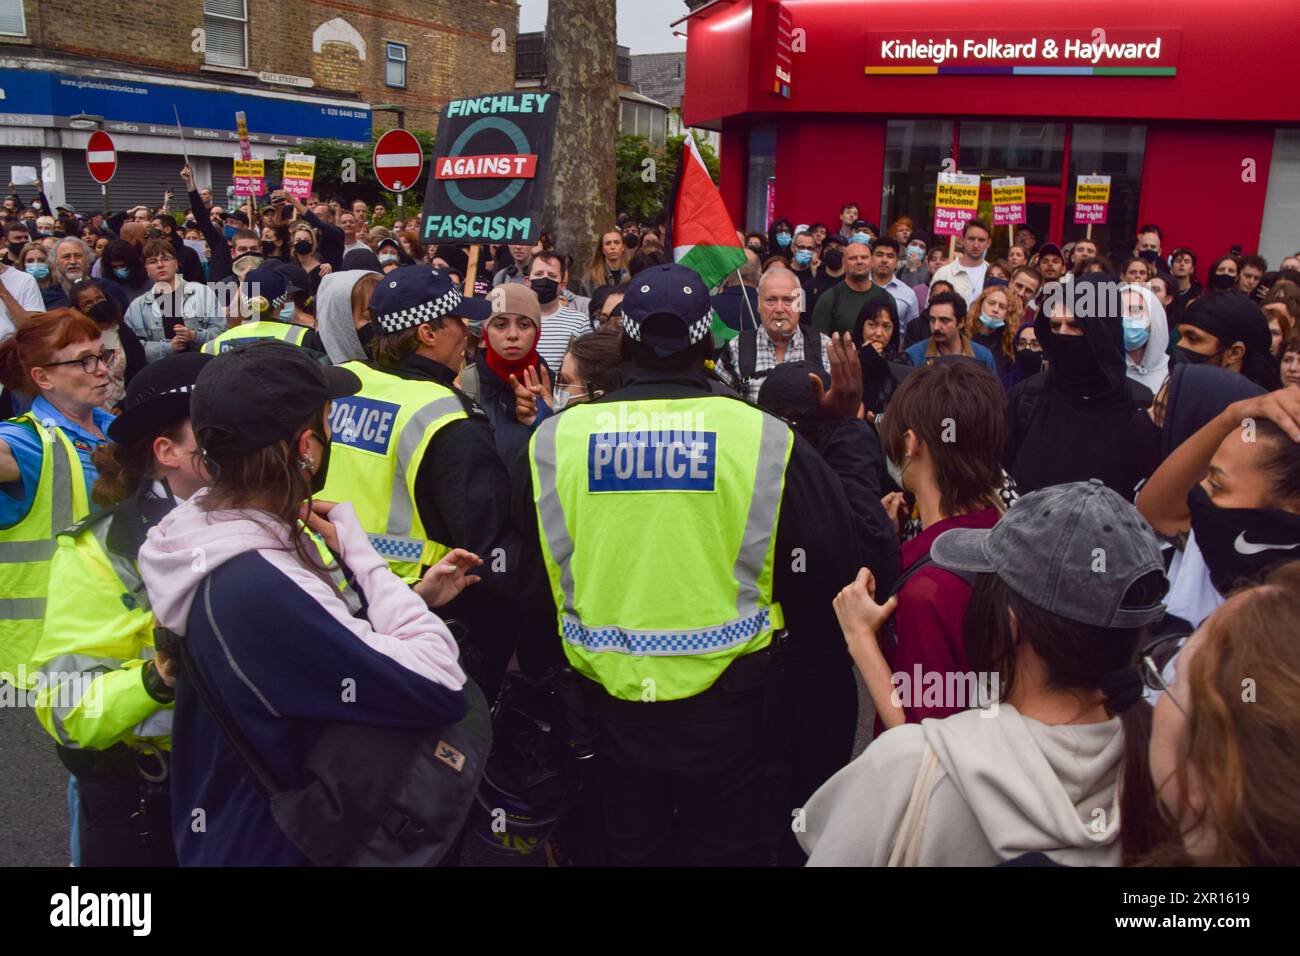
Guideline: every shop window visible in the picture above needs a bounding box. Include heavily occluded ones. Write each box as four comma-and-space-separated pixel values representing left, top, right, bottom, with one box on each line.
746, 125, 777, 232
0, 0, 26, 36
203, 0, 248, 69
958, 121, 1066, 188
881, 119, 954, 234
1257, 129, 1300, 265
1067, 124, 1147, 251
386, 43, 407, 89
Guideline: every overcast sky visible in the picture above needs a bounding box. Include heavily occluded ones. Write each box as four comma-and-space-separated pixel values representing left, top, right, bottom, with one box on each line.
516, 0, 690, 55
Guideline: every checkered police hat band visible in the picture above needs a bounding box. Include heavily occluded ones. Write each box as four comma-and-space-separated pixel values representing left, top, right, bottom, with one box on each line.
376, 286, 464, 334
622, 309, 711, 346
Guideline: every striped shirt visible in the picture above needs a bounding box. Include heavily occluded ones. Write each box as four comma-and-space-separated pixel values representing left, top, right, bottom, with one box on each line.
536, 305, 591, 369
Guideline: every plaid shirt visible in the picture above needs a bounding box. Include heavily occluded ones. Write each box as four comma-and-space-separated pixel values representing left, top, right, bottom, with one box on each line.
725, 325, 833, 402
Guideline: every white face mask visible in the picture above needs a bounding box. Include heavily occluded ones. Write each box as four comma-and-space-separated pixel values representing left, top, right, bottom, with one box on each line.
551, 385, 585, 412
379, 254, 399, 265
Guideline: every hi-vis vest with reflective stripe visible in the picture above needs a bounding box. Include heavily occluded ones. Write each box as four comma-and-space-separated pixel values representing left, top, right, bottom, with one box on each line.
201, 321, 310, 355
529, 396, 792, 702
0, 414, 90, 689
319, 362, 468, 581
31, 509, 359, 752
32, 508, 170, 749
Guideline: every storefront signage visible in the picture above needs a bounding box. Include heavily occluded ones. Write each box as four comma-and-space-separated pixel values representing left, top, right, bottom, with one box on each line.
865, 30, 1180, 76
0, 69, 370, 146
1073, 174, 1111, 224
991, 177, 1026, 226
762, 2, 795, 98
421, 91, 559, 244
933, 171, 980, 236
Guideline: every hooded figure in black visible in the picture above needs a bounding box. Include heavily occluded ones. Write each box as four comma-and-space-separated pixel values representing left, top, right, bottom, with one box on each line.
1158, 363, 1264, 462
853, 292, 913, 415
1006, 273, 1160, 497
754, 361, 900, 864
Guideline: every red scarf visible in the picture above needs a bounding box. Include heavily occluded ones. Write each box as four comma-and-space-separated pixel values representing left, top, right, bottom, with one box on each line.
484, 339, 541, 383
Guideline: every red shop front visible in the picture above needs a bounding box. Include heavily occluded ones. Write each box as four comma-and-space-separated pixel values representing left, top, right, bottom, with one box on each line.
680, 0, 1300, 268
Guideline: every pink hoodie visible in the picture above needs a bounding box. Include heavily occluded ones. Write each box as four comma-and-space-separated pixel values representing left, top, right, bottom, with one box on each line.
138, 491, 465, 692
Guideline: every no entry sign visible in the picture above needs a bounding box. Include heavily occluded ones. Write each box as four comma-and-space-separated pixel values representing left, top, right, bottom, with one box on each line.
420, 91, 559, 245
372, 129, 424, 193
85, 131, 117, 185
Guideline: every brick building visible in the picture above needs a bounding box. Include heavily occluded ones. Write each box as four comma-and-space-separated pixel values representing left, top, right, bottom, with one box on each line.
0, 0, 515, 209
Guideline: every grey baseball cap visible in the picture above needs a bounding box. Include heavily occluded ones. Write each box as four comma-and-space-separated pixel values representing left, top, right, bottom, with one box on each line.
929, 479, 1167, 628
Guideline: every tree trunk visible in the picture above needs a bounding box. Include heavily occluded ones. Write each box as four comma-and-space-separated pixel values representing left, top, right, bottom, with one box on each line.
544, 0, 617, 280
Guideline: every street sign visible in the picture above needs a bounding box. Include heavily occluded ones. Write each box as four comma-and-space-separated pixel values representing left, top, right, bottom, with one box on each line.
373, 128, 424, 193
85, 130, 117, 184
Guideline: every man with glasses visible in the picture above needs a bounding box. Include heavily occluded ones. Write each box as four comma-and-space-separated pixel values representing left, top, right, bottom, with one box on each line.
721, 267, 832, 401
123, 239, 224, 363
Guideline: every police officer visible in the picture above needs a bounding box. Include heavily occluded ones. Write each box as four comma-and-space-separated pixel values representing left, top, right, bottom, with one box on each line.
201, 266, 324, 355
513, 263, 867, 866
31, 352, 212, 865
319, 264, 531, 695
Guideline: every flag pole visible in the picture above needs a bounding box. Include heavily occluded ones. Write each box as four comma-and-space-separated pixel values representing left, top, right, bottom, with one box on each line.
737, 267, 759, 331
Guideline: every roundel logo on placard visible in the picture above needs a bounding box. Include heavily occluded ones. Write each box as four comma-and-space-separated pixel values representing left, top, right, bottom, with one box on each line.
441, 117, 532, 214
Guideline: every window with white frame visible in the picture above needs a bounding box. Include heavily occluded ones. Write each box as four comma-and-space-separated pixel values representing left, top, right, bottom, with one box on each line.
203, 0, 248, 69
0, 0, 27, 36
386, 43, 407, 88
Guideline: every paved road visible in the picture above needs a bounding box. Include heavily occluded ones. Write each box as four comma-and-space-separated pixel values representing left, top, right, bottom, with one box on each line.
0, 703, 70, 867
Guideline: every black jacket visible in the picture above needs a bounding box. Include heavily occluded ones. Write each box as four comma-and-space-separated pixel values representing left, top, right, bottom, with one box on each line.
304, 210, 345, 271
509, 366, 873, 851
188, 189, 232, 283
466, 349, 553, 468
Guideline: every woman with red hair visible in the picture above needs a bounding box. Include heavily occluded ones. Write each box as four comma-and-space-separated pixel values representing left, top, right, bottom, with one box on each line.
0, 309, 115, 680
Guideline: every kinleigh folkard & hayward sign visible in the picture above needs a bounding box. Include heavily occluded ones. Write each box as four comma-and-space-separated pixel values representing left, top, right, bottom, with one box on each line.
866, 29, 1181, 76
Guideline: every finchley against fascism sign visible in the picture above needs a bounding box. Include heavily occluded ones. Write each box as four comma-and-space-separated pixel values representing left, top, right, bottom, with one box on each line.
865, 30, 1181, 76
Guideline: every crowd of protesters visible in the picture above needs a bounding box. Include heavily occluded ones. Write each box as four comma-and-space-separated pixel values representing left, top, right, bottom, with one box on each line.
1, 168, 1298, 870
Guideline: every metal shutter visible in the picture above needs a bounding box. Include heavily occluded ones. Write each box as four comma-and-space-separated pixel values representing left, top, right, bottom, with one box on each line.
62, 149, 186, 215
0, 147, 46, 208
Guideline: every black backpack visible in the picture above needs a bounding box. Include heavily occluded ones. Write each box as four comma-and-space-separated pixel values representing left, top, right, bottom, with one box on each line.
164, 577, 492, 867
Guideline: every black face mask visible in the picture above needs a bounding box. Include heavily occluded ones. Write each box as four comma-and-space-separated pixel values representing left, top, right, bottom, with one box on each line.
823, 249, 844, 271
623, 233, 639, 249
262, 240, 277, 256
293, 239, 313, 256
357, 321, 378, 355
1138, 249, 1160, 263
1047, 332, 1111, 396
8, 241, 26, 255
1187, 484, 1300, 594
1014, 348, 1044, 377
86, 300, 119, 326
1172, 344, 1217, 366
1210, 272, 1237, 291
530, 277, 559, 305
306, 431, 332, 495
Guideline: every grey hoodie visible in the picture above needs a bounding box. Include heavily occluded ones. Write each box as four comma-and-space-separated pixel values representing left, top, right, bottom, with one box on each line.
1123, 283, 1170, 395
799, 704, 1124, 866
316, 269, 378, 365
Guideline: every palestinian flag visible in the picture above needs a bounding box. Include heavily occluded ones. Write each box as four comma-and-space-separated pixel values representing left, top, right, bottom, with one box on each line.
664, 134, 749, 344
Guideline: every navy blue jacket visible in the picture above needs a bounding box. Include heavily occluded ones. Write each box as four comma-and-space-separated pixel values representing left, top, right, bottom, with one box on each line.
169, 552, 467, 866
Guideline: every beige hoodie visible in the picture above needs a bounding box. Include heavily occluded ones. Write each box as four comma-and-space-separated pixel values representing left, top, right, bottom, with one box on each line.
799, 704, 1125, 866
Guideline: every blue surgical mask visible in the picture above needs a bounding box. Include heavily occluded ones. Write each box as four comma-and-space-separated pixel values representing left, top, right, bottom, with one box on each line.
113, 267, 130, 280
1123, 316, 1150, 351
979, 313, 1005, 330
279, 302, 296, 322
24, 262, 49, 279
853, 232, 873, 245
793, 248, 813, 266
223, 224, 237, 240
379, 253, 399, 265
775, 232, 792, 248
